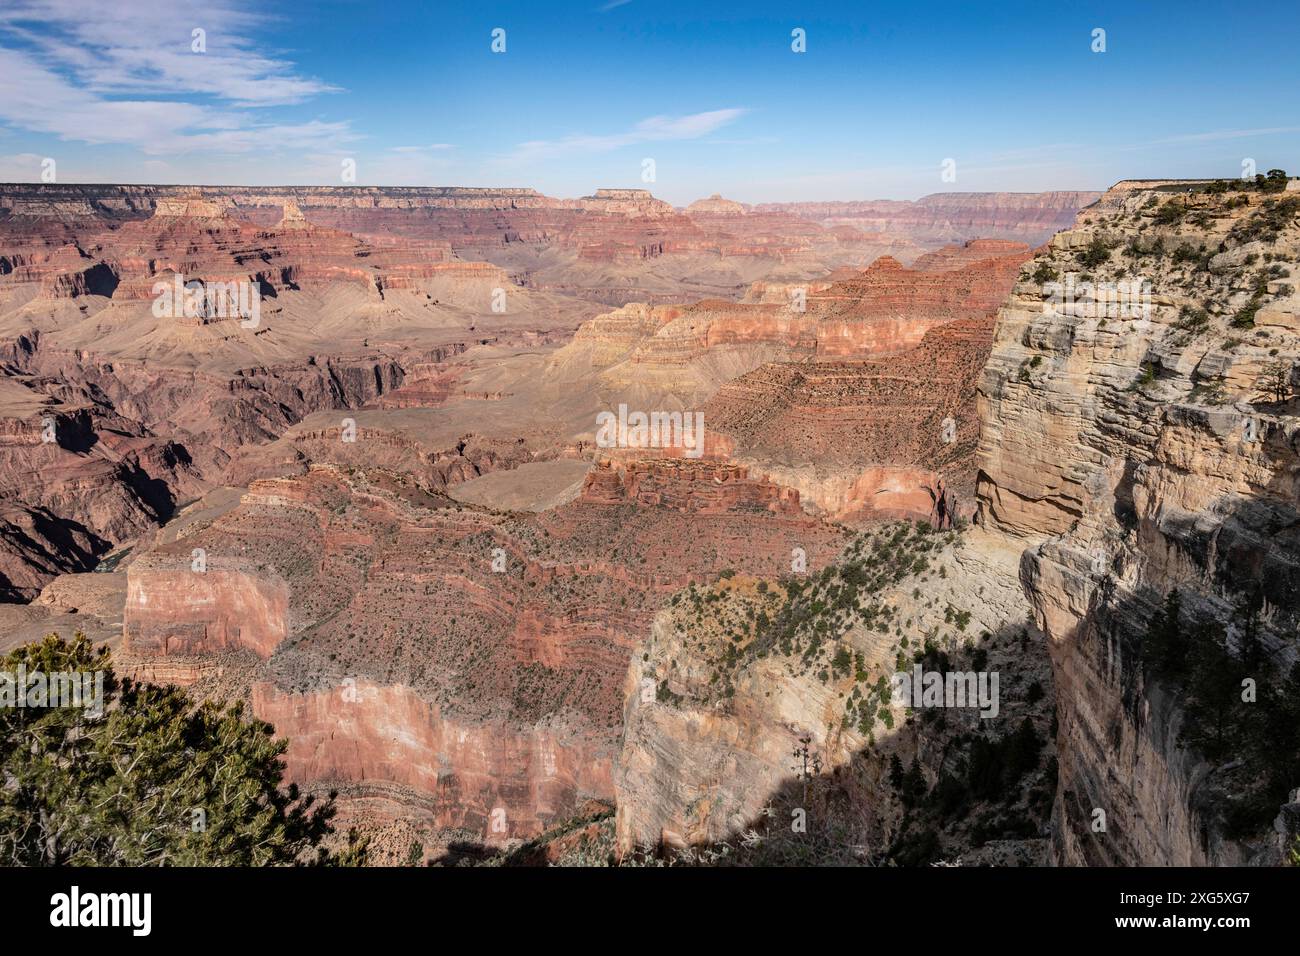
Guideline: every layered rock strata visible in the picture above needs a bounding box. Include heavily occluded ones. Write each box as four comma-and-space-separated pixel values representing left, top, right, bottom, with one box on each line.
118, 462, 844, 842
977, 178, 1300, 865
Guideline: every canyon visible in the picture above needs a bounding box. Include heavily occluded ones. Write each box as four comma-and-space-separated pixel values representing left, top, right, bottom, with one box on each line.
0, 183, 1091, 307
2, 177, 1294, 867
614, 177, 1300, 866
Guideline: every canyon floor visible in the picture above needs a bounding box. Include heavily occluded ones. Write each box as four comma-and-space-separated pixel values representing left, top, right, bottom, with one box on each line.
2, 180, 1296, 866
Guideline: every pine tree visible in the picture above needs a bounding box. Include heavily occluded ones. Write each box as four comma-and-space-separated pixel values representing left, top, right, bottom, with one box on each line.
888, 752, 906, 792
1144, 589, 1185, 680
1005, 718, 1044, 782
1236, 591, 1263, 672
967, 735, 1004, 801
901, 757, 927, 807
1183, 621, 1243, 761
0, 633, 363, 866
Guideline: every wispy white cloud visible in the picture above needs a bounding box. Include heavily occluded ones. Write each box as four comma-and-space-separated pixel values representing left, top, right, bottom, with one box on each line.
1159, 126, 1300, 145
0, 0, 350, 157
597, 0, 633, 11
504, 108, 748, 164
0, 0, 337, 106
1118, 126, 1300, 151
322, 145, 464, 186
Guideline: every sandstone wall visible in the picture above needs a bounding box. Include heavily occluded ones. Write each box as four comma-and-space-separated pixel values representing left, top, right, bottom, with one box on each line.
125, 566, 289, 658
976, 180, 1300, 864
252, 680, 614, 842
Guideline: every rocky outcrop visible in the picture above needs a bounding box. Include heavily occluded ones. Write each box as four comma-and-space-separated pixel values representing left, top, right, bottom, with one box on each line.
684, 194, 748, 216
976, 178, 1300, 864
580, 459, 803, 514
704, 314, 997, 519
614, 523, 1051, 860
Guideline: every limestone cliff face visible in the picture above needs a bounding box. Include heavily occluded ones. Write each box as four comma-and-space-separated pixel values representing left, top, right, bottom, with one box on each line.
976, 179, 1300, 864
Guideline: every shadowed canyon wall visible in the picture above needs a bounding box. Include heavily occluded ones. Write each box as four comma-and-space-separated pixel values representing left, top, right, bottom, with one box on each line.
976, 179, 1300, 864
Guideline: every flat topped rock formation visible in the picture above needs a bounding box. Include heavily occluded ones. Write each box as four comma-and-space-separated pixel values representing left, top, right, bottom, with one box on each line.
685, 194, 748, 216
572, 188, 676, 217
152, 193, 232, 219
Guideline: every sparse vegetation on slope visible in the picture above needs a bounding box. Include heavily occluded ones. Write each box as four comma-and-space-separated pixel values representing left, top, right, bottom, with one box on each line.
626, 519, 1056, 866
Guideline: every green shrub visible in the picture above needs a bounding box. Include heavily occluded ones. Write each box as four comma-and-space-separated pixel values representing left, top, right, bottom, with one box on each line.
1153, 199, 1188, 226
1079, 234, 1116, 268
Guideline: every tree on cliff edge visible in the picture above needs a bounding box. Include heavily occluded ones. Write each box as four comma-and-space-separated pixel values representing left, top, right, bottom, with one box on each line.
0, 633, 366, 866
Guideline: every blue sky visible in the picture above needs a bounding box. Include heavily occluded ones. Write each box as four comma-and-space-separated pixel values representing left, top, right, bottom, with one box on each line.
0, 0, 1296, 203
